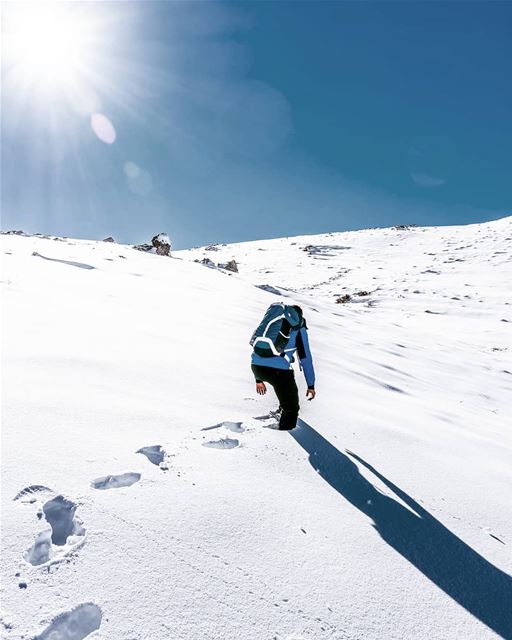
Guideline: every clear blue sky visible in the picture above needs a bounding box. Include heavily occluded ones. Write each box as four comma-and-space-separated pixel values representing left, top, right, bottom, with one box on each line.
2, 1, 511, 248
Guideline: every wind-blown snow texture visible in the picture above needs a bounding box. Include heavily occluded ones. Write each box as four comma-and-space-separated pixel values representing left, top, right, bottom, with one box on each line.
1, 219, 511, 639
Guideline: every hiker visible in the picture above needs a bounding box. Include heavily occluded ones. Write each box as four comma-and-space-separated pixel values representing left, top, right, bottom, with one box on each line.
250, 303, 315, 430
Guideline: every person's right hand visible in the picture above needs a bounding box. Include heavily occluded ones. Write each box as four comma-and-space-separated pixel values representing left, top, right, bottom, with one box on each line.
256, 382, 267, 395
306, 387, 316, 401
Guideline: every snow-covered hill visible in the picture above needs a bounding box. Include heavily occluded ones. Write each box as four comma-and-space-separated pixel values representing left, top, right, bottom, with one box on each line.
1, 218, 511, 639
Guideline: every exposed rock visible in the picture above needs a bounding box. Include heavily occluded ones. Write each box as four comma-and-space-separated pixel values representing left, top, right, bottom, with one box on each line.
1, 229, 27, 236
219, 259, 238, 273
196, 257, 238, 273
133, 243, 153, 253
256, 284, 282, 295
102, 236, 115, 243
133, 233, 172, 256
152, 233, 171, 256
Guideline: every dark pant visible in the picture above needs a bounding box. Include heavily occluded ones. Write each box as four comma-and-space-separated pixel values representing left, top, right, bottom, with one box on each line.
251, 364, 300, 430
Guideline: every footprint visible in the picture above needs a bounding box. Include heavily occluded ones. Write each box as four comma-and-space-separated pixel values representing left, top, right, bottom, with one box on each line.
137, 445, 166, 467
25, 531, 52, 566
202, 438, 239, 450
34, 602, 102, 640
222, 421, 245, 433
13, 485, 52, 503
43, 496, 83, 545
91, 473, 141, 490
25, 496, 86, 566
253, 412, 281, 422
201, 421, 245, 433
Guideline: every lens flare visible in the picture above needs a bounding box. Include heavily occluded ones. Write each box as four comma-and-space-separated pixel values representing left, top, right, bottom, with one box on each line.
124, 162, 153, 196
91, 113, 116, 144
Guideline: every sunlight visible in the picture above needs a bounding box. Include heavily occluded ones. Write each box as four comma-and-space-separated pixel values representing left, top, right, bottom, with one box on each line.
7, 3, 88, 85
3, 1, 107, 107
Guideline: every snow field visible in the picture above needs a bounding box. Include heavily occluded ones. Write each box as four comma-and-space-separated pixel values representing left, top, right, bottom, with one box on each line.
1, 218, 511, 639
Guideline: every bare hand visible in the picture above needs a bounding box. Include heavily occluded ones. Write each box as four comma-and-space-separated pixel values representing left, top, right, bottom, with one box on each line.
256, 382, 267, 395
306, 388, 316, 401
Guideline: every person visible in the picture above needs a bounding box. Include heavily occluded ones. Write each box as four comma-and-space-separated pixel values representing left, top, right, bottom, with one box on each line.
251, 304, 315, 430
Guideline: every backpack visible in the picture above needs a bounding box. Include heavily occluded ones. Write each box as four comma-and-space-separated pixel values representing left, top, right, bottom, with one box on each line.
250, 303, 304, 358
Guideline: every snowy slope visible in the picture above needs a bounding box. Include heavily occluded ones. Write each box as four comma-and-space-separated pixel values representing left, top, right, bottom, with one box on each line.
1, 218, 511, 640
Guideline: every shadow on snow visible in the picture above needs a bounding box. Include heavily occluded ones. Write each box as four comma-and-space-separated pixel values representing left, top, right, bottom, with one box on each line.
291, 419, 512, 639
32, 252, 95, 270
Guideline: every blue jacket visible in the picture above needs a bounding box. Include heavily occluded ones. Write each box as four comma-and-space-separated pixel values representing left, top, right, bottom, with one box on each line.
251, 326, 315, 388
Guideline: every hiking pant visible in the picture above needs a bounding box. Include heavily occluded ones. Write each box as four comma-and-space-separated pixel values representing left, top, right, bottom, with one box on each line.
251, 364, 299, 430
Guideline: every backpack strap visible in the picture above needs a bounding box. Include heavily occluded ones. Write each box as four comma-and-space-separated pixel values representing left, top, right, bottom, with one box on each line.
253, 337, 283, 357
296, 326, 306, 360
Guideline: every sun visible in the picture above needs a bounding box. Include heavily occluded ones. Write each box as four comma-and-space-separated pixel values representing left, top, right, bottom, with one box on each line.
7, 3, 87, 84
2, 1, 106, 107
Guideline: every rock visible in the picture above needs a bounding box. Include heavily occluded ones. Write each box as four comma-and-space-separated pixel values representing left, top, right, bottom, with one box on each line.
1, 229, 27, 236
152, 233, 171, 256
102, 236, 115, 243
256, 284, 282, 295
393, 224, 418, 230
133, 243, 153, 253
133, 233, 172, 256
220, 259, 238, 273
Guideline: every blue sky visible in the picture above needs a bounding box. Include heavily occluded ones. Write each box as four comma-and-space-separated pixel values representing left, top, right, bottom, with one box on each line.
2, 1, 511, 248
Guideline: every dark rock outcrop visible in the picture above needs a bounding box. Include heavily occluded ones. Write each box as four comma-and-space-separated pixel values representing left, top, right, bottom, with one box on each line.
220, 259, 238, 273
152, 233, 171, 256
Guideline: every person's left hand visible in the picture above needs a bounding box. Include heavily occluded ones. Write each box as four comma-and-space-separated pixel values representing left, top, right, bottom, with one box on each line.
256, 382, 267, 395
306, 387, 316, 401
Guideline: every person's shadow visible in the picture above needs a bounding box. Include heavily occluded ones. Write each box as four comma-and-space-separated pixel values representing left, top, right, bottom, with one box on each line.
291, 419, 512, 639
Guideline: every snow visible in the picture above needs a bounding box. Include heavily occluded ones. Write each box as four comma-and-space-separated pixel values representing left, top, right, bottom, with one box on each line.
1, 218, 511, 639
